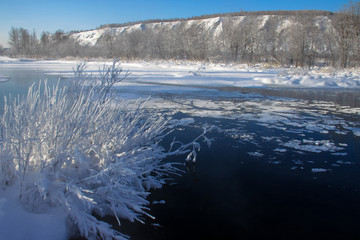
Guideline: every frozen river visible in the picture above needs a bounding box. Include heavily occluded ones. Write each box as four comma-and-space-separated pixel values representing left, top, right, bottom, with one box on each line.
1, 59, 360, 239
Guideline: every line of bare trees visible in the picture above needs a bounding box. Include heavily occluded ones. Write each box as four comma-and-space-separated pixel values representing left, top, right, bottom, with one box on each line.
6, 3, 360, 68
7, 28, 87, 58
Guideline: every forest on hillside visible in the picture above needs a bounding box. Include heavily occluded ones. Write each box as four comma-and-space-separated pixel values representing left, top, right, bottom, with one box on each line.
5, 3, 360, 68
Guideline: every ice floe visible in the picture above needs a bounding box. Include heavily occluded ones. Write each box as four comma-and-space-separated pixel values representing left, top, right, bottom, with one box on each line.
311, 168, 329, 173
282, 139, 344, 153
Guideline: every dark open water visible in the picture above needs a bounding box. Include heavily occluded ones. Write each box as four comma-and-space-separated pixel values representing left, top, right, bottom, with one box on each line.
112, 115, 360, 240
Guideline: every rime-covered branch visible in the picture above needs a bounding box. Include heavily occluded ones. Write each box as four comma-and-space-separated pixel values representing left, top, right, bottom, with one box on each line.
0, 60, 212, 240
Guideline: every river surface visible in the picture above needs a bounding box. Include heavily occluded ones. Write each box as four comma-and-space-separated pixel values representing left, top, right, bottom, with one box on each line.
1, 65, 360, 240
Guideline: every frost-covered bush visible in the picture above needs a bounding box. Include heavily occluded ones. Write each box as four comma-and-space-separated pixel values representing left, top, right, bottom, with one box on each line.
0, 61, 210, 239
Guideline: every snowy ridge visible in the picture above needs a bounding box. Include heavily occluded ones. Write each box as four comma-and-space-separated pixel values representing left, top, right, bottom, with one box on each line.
70, 14, 333, 47
71, 28, 107, 46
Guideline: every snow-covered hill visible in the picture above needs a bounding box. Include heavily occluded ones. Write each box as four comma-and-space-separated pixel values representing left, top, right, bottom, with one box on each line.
70, 14, 333, 47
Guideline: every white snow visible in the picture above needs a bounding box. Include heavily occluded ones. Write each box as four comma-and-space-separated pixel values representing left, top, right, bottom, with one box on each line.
0, 187, 68, 240
1, 58, 360, 89
278, 68, 360, 88
0, 56, 19, 63
70, 28, 107, 46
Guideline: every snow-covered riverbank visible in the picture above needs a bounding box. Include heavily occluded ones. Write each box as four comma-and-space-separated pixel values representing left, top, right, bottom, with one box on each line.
1, 57, 360, 88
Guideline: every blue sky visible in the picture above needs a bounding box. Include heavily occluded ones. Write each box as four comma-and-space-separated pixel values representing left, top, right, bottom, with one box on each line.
0, 0, 350, 47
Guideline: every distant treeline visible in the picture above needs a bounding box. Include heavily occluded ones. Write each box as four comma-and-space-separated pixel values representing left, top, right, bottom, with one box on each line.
6, 6, 360, 68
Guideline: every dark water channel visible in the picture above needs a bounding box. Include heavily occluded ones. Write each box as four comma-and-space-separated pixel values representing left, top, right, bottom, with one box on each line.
113, 115, 360, 240
1, 69, 359, 240
221, 86, 360, 108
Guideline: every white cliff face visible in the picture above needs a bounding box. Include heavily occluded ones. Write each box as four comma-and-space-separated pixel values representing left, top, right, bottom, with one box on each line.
69, 14, 334, 47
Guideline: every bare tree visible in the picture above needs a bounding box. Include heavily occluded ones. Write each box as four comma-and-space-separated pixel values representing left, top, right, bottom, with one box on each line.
258, 16, 281, 63
333, 1, 360, 67
98, 29, 116, 58
8, 27, 20, 55
40, 32, 50, 56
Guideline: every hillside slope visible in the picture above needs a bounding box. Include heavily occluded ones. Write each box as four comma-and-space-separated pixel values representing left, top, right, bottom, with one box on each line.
67, 11, 344, 67
70, 13, 333, 47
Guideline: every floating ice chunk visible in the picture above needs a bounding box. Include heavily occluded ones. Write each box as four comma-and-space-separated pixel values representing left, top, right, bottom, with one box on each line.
331, 152, 348, 156
225, 129, 256, 143
152, 200, 166, 205
335, 131, 348, 135
169, 118, 195, 127
274, 148, 287, 153
151, 223, 163, 229
336, 160, 352, 165
282, 139, 343, 153
248, 151, 264, 157
293, 160, 304, 165
311, 168, 329, 173
353, 129, 360, 137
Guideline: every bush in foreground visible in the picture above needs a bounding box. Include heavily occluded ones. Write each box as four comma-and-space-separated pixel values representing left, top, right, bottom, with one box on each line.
0, 61, 211, 239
